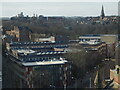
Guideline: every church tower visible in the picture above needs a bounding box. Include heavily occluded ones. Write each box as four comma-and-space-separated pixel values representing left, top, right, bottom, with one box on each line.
100, 5, 105, 24
100, 5, 105, 19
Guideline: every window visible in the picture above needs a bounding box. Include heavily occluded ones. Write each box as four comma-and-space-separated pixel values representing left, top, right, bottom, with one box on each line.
117, 68, 119, 74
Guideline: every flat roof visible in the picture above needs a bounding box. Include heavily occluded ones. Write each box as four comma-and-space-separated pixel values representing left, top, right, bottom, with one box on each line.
79, 37, 101, 39
13, 49, 65, 56
22, 60, 68, 66
10, 41, 55, 45
17, 49, 35, 54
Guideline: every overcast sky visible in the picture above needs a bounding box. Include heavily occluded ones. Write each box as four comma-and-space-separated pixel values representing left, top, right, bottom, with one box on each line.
1, 1, 119, 17
1, 0, 120, 2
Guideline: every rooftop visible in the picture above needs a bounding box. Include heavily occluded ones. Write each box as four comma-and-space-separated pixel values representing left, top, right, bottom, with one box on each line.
10, 41, 55, 45
17, 49, 35, 54
79, 40, 104, 45
21, 59, 68, 66
79, 34, 117, 38
13, 49, 66, 56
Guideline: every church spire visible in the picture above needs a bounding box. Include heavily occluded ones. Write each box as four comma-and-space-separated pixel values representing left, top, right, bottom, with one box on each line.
101, 5, 105, 19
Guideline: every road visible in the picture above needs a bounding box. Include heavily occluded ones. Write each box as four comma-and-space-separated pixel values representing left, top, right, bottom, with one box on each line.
0, 27, 2, 89
0, 54, 2, 89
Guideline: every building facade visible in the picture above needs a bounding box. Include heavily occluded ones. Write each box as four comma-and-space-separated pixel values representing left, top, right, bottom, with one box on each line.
4, 41, 71, 88
6, 26, 32, 42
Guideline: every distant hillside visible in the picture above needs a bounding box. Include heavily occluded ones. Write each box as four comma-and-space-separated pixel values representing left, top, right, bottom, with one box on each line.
2, 17, 118, 39
0, 17, 10, 20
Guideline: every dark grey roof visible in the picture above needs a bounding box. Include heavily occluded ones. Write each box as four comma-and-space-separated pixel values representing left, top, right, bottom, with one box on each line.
18, 26, 33, 33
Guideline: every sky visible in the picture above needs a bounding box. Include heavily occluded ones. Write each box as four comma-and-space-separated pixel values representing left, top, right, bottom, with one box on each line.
1, 1, 119, 17
1, 0, 120, 2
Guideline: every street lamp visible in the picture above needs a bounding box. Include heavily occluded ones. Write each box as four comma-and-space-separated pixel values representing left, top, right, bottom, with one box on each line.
89, 74, 92, 88
49, 84, 55, 90
40, 73, 44, 88
71, 77, 77, 89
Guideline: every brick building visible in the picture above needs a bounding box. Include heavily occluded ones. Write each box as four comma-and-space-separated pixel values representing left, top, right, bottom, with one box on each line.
6, 26, 32, 42
4, 41, 71, 88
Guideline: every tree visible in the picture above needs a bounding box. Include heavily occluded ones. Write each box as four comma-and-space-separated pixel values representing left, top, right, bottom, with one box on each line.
64, 45, 104, 79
